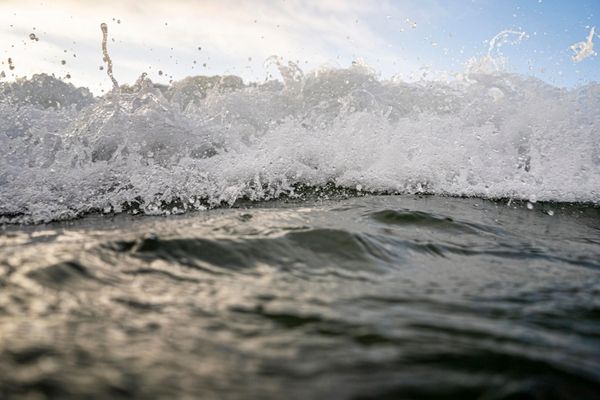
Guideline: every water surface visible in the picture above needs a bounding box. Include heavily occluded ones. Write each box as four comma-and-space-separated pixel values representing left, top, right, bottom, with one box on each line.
1, 195, 599, 399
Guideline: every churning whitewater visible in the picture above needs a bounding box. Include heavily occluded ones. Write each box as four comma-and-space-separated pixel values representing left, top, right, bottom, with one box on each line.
1, 57, 599, 223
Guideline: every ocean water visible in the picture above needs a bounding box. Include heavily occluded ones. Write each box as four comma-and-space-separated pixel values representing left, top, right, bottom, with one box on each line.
1, 53, 600, 398
1, 195, 599, 399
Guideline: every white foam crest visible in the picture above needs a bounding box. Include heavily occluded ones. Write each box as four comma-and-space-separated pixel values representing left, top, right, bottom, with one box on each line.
1, 62, 599, 223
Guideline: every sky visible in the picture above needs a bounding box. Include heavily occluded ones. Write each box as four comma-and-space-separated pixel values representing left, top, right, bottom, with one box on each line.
0, 0, 598, 94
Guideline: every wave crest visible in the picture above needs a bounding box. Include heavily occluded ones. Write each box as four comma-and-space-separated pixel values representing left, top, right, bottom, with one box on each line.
1, 65, 599, 223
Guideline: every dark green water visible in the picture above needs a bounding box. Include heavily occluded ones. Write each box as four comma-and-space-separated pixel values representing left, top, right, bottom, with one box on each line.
1, 195, 599, 399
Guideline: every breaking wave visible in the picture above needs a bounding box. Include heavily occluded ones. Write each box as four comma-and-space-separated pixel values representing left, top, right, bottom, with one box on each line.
1, 60, 599, 223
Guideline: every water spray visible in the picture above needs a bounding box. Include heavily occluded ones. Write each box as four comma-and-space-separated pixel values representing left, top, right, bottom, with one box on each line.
100, 22, 119, 90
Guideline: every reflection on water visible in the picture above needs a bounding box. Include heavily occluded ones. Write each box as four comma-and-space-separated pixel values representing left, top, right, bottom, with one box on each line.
1, 195, 599, 399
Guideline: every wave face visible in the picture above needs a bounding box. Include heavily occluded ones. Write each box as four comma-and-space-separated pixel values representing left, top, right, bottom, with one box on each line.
1, 196, 600, 399
1, 65, 599, 222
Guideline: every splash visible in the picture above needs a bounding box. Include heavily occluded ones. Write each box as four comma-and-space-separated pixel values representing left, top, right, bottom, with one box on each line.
486, 30, 528, 71
570, 27, 597, 63
0, 58, 598, 223
463, 30, 527, 76
0, 23, 599, 223
100, 23, 119, 90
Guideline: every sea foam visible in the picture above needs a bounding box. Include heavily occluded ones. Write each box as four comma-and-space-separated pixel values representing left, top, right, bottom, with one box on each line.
0, 58, 599, 223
